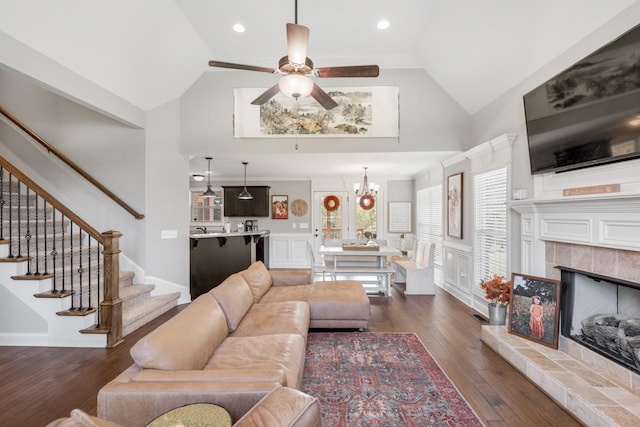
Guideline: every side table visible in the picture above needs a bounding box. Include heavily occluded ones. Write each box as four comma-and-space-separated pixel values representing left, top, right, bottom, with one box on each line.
146, 403, 232, 427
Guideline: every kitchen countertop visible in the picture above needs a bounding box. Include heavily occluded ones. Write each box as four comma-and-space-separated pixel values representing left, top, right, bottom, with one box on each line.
190, 230, 270, 239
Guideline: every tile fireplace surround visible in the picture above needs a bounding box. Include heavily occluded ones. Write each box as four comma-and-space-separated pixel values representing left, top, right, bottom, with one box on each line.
484, 161, 640, 426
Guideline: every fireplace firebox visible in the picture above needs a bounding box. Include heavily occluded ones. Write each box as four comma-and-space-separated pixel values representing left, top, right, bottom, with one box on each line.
559, 266, 640, 374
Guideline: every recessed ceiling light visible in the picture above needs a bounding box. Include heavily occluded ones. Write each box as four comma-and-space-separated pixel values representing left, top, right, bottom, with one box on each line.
377, 20, 390, 30
233, 23, 245, 33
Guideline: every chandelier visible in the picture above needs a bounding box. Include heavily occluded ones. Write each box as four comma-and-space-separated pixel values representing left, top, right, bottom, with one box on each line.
354, 167, 378, 210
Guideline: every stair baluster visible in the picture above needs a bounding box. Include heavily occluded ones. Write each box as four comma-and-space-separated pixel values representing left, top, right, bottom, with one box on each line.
24, 186, 32, 275
7, 173, 15, 258
16, 176, 22, 258
0, 166, 4, 241
42, 199, 49, 276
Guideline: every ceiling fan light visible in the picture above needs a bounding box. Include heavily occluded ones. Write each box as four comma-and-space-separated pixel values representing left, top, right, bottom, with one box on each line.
279, 73, 313, 100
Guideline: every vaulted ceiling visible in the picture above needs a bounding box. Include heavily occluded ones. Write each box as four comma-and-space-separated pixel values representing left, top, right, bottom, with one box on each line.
1, 0, 637, 178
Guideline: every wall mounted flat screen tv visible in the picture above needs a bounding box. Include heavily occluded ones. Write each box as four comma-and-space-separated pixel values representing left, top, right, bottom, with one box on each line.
524, 24, 640, 175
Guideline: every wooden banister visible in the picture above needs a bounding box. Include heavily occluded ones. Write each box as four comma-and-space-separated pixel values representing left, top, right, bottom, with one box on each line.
0, 106, 144, 220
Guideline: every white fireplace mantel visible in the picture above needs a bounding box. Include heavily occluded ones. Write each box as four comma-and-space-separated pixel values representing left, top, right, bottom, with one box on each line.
509, 159, 640, 276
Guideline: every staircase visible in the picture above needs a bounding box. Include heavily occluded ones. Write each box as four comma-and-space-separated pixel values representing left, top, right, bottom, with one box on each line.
0, 162, 180, 347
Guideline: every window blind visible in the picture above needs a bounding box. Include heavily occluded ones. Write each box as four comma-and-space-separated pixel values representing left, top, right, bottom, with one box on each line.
416, 185, 443, 268
473, 167, 507, 287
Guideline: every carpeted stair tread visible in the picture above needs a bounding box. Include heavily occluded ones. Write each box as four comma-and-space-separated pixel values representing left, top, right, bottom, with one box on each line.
122, 291, 180, 336
118, 271, 135, 288
119, 284, 156, 309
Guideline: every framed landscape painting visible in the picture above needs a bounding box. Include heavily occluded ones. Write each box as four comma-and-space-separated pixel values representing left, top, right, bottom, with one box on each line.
508, 273, 562, 349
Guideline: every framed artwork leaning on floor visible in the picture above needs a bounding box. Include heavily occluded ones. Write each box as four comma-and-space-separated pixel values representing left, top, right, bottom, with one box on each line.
508, 273, 562, 349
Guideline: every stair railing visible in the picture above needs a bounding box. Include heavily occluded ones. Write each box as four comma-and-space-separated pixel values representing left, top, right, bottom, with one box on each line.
0, 156, 123, 347
0, 106, 144, 220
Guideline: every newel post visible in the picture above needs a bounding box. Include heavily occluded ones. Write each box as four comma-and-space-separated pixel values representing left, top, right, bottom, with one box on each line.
101, 230, 123, 348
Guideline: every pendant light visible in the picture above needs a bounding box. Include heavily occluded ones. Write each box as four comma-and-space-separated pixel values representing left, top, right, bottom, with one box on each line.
238, 162, 253, 200
202, 157, 216, 197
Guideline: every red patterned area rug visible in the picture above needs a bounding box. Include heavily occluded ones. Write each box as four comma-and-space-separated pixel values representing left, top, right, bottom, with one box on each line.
302, 332, 483, 427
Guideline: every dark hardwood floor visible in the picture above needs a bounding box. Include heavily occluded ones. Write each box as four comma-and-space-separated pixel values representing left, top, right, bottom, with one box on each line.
0, 287, 581, 426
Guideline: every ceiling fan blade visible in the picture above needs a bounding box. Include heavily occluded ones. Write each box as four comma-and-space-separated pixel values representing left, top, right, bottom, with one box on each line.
250, 83, 281, 105
208, 60, 276, 74
310, 83, 338, 110
286, 23, 309, 66
316, 65, 380, 78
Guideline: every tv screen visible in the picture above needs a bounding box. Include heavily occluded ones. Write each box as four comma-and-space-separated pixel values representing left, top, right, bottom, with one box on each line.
524, 24, 640, 175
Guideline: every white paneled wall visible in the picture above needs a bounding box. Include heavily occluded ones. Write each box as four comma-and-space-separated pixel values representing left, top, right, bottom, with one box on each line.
268, 234, 312, 269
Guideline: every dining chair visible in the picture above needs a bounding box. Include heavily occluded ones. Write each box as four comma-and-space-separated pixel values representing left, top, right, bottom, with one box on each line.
307, 241, 328, 281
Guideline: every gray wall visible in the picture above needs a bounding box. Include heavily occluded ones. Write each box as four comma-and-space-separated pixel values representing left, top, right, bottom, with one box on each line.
0, 69, 146, 265
179, 68, 471, 156
466, 7, 640, 274
145, 101, 190, 285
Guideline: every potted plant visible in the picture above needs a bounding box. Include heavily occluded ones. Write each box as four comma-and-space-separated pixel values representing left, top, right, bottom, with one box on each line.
480, 274, 512, 325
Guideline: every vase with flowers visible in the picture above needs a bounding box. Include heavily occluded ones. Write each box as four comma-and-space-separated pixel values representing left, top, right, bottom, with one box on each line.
480, 274, 512, 325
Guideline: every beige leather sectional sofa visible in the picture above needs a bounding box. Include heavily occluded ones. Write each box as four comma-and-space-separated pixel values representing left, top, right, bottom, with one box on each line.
96, 262, 370, 426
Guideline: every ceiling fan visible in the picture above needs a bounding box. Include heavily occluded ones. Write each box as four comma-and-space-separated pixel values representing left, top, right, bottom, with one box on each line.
208, 0, 379, 110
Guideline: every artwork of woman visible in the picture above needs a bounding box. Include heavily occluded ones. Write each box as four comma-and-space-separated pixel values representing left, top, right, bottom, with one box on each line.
274, 201, 287, 219
529, 295, 544, 339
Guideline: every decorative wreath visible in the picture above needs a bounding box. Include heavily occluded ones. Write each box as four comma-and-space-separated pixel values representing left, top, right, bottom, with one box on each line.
359, 194, 375, 210
323, 195, 340, 212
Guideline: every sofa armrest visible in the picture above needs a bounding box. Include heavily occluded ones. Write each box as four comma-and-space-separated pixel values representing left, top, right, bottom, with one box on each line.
269, 269, 311, 286
235, 385, 322, 427
98, 380, 280, 426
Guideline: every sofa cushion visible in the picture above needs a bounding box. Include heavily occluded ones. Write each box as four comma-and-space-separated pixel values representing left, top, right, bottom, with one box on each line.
130, 293, 228, 370
241, 261, 273, 303
205, 334, 306, 389
269, 269, 311, 286
210, 273, 254, 332
232, 301, 310, 338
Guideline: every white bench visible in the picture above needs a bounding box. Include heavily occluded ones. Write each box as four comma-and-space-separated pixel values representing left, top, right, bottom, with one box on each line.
393, 241, 435, 295
329, 266, 395, 296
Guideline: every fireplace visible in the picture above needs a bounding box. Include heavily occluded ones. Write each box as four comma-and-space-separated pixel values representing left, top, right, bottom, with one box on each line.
559, 266, 640, 375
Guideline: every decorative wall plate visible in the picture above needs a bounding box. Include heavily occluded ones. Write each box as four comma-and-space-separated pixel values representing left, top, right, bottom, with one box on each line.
291, 199, 308, 216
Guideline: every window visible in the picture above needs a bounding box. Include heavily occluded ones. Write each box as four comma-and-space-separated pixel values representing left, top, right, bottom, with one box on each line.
416, 185, 443, 269
191, 190, 223, 224
473, 167, 507, 285
355, 196, 377, 239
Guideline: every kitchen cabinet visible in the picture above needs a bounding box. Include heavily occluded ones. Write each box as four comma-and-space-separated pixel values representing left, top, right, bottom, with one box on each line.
223, 186, 270, 217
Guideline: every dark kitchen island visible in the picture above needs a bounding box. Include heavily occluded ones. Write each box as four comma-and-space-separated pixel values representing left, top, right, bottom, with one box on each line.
189, 230, 269, 300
